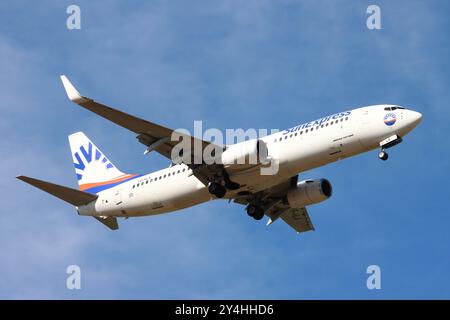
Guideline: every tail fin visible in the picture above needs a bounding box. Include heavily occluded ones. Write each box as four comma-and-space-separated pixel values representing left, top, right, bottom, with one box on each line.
68, 132, 139, 193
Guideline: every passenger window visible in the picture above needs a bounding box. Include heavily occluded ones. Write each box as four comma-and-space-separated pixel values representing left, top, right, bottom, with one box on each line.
300, 131, 303, 135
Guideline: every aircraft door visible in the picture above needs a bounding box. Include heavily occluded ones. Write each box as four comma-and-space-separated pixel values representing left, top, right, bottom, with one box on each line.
329, 137, 343, 160
361, 109, 371, 124
113, 188, 122, 207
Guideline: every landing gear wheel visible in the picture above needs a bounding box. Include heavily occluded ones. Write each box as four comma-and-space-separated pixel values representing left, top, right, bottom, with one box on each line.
246, 205, 264, 220
246, 205, 257, 217
378, 150, 388, 161
252, 208, 265, 220
208, 182, 226, 198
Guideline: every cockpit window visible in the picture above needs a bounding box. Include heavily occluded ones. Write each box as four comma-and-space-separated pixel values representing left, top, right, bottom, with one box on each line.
384, 106, 406, 111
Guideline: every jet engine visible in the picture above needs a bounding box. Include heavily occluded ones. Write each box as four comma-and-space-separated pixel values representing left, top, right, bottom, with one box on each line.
221, 139, 269, 166
286, 179, 332, 208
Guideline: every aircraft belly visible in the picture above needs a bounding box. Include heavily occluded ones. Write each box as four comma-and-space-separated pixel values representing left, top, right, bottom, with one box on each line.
118, 176, 210, 217
230, 167, 291, 194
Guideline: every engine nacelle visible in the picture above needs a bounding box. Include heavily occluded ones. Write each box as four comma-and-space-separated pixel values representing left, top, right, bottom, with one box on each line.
221, 139, 269, 166
286, 179, 332, 208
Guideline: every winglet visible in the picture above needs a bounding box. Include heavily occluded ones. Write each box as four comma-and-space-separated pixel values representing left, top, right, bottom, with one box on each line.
60, 75, 89, 104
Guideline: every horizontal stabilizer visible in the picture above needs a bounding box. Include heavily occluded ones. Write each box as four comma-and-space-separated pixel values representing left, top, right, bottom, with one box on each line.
17, 175, 98, 206
94, 216, 119, 230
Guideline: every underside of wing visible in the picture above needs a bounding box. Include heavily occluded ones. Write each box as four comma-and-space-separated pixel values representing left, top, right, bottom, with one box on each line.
233, 175, 315, 234
281, 207, 314, 233
274, 206, 315, 233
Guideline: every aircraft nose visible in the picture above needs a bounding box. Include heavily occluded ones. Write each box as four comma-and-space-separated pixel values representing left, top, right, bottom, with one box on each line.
410, 110, 422, 127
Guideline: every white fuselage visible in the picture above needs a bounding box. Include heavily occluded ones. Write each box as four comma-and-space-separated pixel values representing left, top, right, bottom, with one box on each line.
77, 105, 422, 218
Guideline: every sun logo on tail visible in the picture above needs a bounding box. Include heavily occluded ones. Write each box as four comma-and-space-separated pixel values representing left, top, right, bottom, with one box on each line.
73, 142, 114, 180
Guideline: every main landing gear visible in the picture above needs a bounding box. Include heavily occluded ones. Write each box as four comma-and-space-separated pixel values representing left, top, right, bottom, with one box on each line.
208, 182, 226, 198
246, 204, 265, 220
207, 170, 240, 198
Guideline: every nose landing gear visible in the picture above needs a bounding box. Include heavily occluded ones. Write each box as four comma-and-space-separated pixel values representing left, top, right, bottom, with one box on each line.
378, 149, 388, 161
378, 135, 402, 161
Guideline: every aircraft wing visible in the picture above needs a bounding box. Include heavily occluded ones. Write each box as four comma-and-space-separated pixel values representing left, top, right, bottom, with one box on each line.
267, 203, 315, 234
234, 175, 315, 234
280, 207, 314, 233
60, 75, 224, 186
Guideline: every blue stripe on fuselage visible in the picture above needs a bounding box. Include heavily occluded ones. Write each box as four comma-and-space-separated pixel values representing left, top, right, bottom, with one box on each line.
84, 174, 144, 194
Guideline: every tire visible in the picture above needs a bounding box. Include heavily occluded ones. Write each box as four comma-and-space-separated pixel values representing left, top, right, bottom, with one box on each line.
378, 151, 388, 161
246, 205, 256, 217
252, 208, 265, 220
208, 183, 226, 198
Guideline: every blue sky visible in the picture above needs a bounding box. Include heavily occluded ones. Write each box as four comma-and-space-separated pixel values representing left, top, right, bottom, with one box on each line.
1, 0, 449, 299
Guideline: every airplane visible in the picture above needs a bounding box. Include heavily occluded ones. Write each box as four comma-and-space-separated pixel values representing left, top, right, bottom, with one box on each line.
17, 75, 422, 233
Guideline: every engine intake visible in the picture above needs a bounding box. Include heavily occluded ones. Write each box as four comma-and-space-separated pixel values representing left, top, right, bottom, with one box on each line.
286, 179, 332, 208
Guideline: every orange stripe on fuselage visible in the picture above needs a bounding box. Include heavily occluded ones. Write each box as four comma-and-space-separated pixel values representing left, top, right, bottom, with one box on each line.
79, 174, 137, 191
